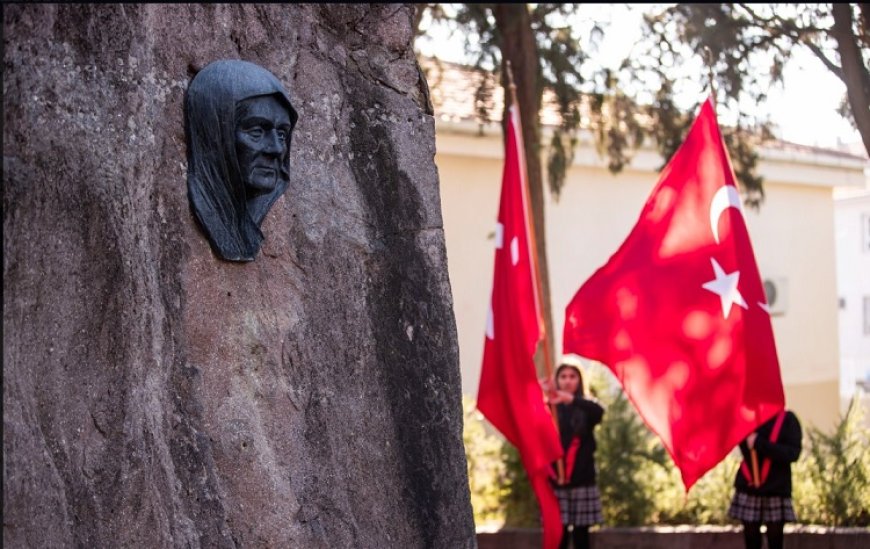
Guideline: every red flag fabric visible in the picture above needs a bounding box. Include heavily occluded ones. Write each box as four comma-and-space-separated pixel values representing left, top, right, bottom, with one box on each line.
562, 97, 785, 491
477, 104, 564, 548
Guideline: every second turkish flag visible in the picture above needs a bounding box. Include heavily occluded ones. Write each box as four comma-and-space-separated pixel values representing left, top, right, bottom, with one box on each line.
563, 97, 784, 491
478, 103, 563, 549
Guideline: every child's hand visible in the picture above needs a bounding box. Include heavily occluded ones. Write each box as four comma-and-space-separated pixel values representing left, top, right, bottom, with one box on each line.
539, 378, 556, 402
538, 379, 556, 400
551, 390, 574, 404
540, 378, 556, 395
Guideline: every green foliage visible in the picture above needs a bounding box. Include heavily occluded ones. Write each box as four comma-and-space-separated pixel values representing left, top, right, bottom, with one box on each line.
639, 3, 870, 201
656, 455, 739, 525
545, 131, 571, 199
419, 3, 870, 209
631, 4, 781, 208
462, 394, 540, 528
462, 395, 509, 527
499, 442, 541, 528
595, 389, 668, 525
414, 4, 791, 207
416, 4, 634, 200
792, 396, 870, 526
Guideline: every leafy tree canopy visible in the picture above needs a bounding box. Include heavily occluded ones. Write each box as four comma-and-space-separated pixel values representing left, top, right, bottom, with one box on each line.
414, 3, 868, 370
416, 3, 869, 208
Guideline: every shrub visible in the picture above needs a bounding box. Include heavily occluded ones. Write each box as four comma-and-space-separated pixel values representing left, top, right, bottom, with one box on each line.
462, 395, 509, 528
657, 454, 739, 525
792, 395, 870, 526
595, 388, 669, 525
499, 443, 541, 527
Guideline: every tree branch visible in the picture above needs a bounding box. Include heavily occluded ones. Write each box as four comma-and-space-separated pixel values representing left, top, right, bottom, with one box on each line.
832, 3, 870, 156
802, 39, 846, 82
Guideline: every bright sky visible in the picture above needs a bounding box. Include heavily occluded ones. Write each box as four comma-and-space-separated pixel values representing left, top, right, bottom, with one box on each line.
415, 4, 864, 152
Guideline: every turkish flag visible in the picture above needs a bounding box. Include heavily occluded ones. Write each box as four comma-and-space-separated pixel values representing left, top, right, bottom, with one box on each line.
562, 97, 784, 491
478, 104, 564, 549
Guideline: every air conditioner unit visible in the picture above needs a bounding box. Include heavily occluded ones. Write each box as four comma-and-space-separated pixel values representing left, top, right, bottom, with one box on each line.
762, 277, 788, 316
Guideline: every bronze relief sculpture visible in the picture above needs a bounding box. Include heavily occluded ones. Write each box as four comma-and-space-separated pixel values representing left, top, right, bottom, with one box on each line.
186, 60, 298, 261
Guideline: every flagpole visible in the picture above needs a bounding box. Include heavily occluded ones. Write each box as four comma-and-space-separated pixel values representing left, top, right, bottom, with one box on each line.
505, 60, 565, 486
704, 47, 718, 105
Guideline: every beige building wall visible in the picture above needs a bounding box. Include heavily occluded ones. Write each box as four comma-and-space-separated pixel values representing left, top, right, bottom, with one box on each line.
437, 121, 867, 431
834, 188, 870, 425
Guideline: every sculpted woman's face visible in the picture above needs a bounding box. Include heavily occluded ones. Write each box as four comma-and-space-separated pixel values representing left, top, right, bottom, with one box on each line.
235, 95, 292, 193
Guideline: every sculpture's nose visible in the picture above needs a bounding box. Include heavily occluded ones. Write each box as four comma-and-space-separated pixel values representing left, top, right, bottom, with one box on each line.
264, 130, 283, 155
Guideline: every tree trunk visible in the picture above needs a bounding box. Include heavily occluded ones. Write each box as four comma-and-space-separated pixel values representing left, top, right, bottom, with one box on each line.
832, 3, 870, 157
494, 4, 557, 376
2, 4, 474, 548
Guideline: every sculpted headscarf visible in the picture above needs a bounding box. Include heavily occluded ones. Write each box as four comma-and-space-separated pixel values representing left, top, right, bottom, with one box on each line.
186, 60, 298, 261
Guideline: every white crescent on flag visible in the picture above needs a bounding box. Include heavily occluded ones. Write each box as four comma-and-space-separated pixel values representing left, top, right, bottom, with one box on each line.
710, 185, 744, 245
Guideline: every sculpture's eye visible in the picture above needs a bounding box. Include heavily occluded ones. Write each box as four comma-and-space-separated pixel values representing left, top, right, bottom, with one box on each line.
246, 127, 265, 140
277, 129, 288, 142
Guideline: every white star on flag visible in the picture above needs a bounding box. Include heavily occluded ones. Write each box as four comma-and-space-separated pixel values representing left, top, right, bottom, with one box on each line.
702, 258, 748, 318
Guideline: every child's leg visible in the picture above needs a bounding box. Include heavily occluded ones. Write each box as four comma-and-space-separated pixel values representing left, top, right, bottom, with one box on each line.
741, 521, 762, 549
765, 522, 784, 549
571, 525, 590, 549
558, 525, 571, 549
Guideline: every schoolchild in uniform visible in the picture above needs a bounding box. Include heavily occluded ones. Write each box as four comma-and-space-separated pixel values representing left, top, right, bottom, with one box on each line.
728, 409, 802, 549
544, 358, 605, 549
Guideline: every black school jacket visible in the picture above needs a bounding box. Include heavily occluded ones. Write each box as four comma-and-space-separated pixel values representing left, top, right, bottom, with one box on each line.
555, 395, 604, 487
733, 410, 802, 497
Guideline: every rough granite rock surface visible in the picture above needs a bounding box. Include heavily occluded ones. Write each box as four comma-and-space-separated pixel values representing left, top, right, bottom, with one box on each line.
3, 4, 475, 548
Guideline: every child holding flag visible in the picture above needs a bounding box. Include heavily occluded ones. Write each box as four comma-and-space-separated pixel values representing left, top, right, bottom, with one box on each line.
728, 409, 802, 549
543, 357, 605, 549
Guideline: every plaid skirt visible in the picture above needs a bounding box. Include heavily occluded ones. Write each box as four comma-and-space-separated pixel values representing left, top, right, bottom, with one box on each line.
554, 485, 603, 526
728, 491, 797, 523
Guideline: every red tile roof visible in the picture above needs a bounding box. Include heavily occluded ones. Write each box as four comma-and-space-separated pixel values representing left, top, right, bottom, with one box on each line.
419, 56, 869, 162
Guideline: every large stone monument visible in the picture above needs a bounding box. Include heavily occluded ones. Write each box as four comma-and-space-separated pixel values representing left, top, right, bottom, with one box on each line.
3, 4, 475, 548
